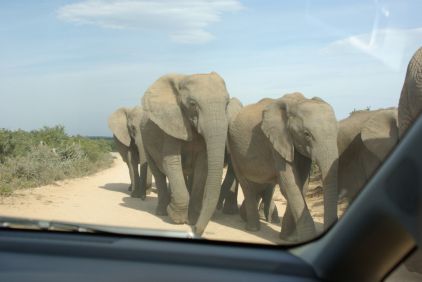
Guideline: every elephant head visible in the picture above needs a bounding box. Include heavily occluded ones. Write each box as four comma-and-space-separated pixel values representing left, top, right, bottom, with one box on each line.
142, 72, 233, 234
398, 47, 422, 138
261, 92, 339, 229
108, 106, 146, 162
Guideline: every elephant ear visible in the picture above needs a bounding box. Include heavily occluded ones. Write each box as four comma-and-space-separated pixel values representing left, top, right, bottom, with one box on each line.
226, 97, 243, 124
361, 109, 399, 160
142, 74, 192, 141
261, 98, 294, 162
108, 108, 131, 147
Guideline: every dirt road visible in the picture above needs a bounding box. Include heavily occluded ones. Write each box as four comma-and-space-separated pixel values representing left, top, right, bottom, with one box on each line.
1, 153, 420, 279
0, 153, 290, 244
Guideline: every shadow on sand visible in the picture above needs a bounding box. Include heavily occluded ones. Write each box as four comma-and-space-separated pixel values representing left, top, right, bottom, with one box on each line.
99, 182, 174, 224
98, 182, 324, 244
99, 183, 131, 195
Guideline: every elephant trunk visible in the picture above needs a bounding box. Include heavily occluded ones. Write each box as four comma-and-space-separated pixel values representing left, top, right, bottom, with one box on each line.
315, 144, 339, 230
194, 115, 228, 235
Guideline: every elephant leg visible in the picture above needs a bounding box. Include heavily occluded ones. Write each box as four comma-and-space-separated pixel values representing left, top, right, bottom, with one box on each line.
217, 168, 232, 210
262, 184, 280, 223
125, 161, 132, 192
127, 149, 142, 198
239, 199, 247, 222
185, 173, 194, 195
145, 167, 153, 194
162, 138, 189, 224
136, 161, 148, 200
269, 199, 280, 223
277, 161, 315, 242
239, 179, 263, 232
280, 152, 311, 237
146, 152, 170, 216
188, 151, 206, 225
221, 160, 239, 214
223, 179, 239, 214
280, 202, 294, 238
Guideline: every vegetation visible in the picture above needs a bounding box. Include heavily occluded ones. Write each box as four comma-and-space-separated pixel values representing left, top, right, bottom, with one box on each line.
0, 126, 113, 196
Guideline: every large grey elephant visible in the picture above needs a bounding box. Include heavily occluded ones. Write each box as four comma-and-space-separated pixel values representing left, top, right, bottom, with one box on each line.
108, 106, 152, 199
398, 47, 422, 275
140, 72, 237, 235
398, 47, 422, 138
337, 108, 398, 201
228, 93, 338, 242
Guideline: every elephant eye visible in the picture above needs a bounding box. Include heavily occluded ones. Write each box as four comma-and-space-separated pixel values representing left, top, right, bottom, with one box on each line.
189, 100, 199, 112
304, 131, 312, 140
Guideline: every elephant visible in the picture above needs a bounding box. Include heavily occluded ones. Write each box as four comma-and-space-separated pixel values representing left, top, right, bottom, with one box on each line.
140, 72, 237, 235
337, 108, 398, 201
227, 93, 338, 242
108, 106, 152, 199
398, 47, 422, 138
398, 47, 422, 275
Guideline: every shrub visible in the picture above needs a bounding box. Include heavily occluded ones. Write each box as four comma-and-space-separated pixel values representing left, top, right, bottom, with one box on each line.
0, 126, 113, 196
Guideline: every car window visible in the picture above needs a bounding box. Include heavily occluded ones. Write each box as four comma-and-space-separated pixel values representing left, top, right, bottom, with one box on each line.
0, 0, 421, 250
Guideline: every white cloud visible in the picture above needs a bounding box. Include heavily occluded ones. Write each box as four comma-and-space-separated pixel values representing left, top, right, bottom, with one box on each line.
57, 0, 243, 44
323, 27, 422, 70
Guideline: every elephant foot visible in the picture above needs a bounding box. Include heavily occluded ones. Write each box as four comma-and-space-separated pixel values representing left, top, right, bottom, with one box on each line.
127, 185, 132, 192
167, 204, 188, 224
130, 190, 146, 200
245, 222, 260, 232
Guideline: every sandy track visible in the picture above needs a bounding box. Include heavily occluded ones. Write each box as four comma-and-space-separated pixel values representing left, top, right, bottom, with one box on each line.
0, 153, 285, 244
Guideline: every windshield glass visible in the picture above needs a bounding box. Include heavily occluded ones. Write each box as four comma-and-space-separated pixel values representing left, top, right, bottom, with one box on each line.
0, 0, 421, 246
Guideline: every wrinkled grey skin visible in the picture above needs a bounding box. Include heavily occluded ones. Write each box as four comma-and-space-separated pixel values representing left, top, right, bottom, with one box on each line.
141, 73, 236, 235
228, 93, 338, 242
399, 47, 422, 138
108, 106, 152, 199
338, 108, 398, 201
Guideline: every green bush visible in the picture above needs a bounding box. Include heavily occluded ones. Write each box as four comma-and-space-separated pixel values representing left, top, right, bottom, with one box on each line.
0, 126, 113, 196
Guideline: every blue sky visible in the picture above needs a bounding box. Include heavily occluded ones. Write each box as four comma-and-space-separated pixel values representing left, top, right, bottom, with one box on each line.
1, 0, 421, 136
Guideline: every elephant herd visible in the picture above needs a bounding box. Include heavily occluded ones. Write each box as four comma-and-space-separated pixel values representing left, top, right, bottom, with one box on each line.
108, 47, 422, 242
